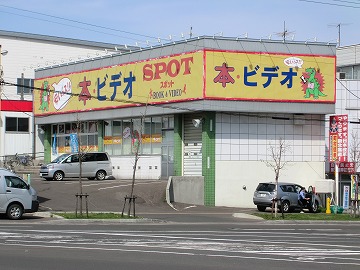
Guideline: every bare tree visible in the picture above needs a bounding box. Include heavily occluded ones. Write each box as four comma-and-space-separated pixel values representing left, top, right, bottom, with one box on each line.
74, 117, 92, 217
349, 130, 360, 217
262, 137, 291, 217
122, 103, 149, 217
75, 118, 87, 217
349, 130, 360, 171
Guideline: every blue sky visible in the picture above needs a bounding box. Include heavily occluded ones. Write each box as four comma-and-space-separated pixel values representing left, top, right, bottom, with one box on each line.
0, 0, 358, 47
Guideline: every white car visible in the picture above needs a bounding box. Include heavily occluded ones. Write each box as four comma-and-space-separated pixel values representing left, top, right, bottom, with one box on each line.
0, 168, 39, 219
39, 152, 112, 181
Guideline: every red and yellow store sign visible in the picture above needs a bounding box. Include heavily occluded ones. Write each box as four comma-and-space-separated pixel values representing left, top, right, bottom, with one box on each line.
34, 51, 204, 116
205, 50, 335, 102
34, 49, 336, 116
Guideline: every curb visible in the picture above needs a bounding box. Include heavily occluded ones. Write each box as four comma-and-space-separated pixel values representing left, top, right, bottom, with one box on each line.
232, 213, 264, 220
30, 211, 167, 223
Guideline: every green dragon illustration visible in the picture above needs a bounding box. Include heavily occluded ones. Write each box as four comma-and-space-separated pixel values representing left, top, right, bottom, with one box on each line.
39, 81, 50, 112
304, 67, 326, 99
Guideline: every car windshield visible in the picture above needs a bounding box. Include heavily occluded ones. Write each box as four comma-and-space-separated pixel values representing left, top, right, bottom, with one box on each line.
51, 154, 70, 164
256, 183, 275, 192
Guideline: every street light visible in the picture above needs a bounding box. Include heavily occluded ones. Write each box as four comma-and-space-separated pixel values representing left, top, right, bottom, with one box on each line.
0, 45, 7, 111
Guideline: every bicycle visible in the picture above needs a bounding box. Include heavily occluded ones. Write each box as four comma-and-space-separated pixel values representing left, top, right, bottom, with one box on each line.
14, 153, 34, 167
3, 156, 16, 172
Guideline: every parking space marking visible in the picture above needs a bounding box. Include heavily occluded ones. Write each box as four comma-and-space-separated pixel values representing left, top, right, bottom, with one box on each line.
98, 181, 165, 190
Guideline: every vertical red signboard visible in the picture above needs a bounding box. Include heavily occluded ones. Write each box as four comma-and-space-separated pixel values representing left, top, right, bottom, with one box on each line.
329, 115, 348, 162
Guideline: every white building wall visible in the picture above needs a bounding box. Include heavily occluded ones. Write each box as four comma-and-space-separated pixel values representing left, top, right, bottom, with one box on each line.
1, 111, 34, 156
215, 112, 326, 208
216, 161, 324, 208
110, 156, 161, 180
337, 45, 360, 67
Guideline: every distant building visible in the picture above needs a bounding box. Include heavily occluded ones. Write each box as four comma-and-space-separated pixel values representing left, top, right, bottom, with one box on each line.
0, 30, 134, 162
327, 44, 360, 207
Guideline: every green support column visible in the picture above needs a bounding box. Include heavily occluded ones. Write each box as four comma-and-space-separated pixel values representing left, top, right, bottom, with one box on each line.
173, 114, 183, 176
43, 124, 52, 164
98, 120, 104, 152
202, 112, 216, 206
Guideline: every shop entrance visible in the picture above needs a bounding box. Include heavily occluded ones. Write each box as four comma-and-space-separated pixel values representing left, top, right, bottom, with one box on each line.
161, 125, 174, 179
161, 145, 174, 179
183, 114, 202, 176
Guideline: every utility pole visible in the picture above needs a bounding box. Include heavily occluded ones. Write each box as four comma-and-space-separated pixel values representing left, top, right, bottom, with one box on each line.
337, 24, 341, 47
0, 46, 9, 161
328, 23, 350, 47
0, 46, 8, 108
275, 21, 295, 42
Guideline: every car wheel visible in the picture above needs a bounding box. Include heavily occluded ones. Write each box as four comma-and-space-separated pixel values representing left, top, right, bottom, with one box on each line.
309, 200, 319, 213
95, 170, 106, 181
53, 171, 64, 181
281, 200, 291, 213
7, 203, 23, 220
257, 205, 266, 212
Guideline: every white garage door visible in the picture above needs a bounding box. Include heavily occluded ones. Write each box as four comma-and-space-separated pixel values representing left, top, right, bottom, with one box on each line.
183, 114, 202, 176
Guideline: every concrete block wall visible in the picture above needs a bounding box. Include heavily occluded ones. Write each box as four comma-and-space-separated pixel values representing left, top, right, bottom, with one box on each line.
169, 176, 204, 205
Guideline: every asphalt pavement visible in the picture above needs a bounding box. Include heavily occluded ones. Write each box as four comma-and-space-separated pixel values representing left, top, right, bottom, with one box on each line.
12, 171, 355, 224
16, 171, 263, 223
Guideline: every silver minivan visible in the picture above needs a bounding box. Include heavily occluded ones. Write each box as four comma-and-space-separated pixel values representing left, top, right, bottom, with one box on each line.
0, 168, 39, 219
39, 152, 113, 181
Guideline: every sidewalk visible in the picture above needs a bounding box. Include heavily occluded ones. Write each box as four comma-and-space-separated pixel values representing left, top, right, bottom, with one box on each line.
28, 203, 263, 223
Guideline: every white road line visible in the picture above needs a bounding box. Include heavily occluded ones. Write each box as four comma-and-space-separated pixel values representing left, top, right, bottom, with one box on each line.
1, 242, 359, 266
98, 181, 164, 190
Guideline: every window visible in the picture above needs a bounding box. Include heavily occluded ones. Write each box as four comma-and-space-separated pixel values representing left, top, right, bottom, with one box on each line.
71, 155, 79, 163
103, 116, 173, 156
52, 121, 99, 154
17, 78, 34, 95
151, 117, 162, 154
5, 117, 29, 132
122, 120, 132, 155
5, 176, 28, 189
338, 66, 353, 79
354, 65, 360, 80
96, 153, 108, 161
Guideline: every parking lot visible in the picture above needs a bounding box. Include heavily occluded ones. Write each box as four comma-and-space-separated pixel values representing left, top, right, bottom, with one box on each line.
28, 174, 168, 213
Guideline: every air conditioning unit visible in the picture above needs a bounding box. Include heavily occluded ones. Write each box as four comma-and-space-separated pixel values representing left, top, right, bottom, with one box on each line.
336, 72, 346, 79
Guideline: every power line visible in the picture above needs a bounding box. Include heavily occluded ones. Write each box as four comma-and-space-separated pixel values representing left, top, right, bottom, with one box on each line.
0, 4, 160, 43
0, 9, 144, 43
337, 77, 360, 100
298, 0, 360, 8
1, 80, 204, 118
2, 79, 353, 124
